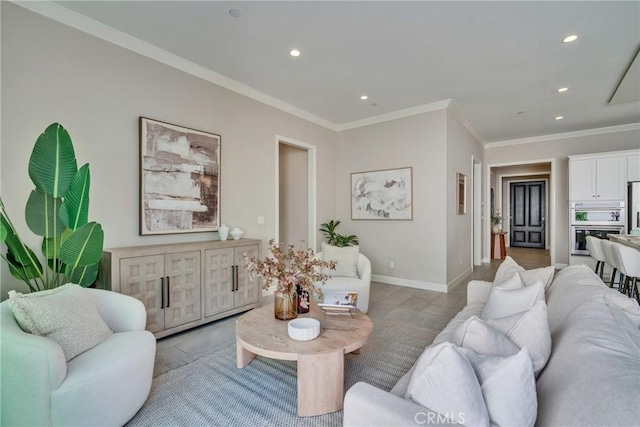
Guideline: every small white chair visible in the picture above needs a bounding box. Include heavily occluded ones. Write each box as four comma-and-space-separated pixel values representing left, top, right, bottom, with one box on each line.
316, 253, 372, 313
586, 236, 606, 279
611, 242, 640, 300
599, 239, 619, 288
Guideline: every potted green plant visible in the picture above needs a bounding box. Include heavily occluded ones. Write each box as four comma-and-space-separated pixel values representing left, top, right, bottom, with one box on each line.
491, 211, 504, 234
0, 123, 104, 292
319, 220, 359, 247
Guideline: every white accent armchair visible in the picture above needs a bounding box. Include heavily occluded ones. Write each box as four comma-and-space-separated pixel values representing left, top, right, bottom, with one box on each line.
316, 253, 372, 313
1, 288, 156, 426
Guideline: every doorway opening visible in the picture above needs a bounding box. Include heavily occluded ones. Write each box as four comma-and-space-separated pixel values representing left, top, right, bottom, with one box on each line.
485, 160, 555, 266
275, 136, 317, 250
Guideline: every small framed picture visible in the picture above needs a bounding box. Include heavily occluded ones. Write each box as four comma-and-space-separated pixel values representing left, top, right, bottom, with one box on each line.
457, 172, 467, 215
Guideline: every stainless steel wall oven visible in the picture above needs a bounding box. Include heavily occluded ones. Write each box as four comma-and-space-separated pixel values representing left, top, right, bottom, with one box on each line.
570, 201, 625, 255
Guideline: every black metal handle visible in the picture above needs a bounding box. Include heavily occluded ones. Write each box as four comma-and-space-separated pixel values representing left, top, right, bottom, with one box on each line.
231, 266, 236, 292
160, 277, 165, 309
235, 265, 239, 291
166, 276, 170, 308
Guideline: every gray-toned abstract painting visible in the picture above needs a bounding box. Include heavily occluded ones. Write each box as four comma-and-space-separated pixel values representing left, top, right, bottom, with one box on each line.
140, 117, 220, 235
351, 167, 413, 220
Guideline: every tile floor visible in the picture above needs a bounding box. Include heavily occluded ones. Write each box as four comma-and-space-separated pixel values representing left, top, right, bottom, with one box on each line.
153, 247, 551, 377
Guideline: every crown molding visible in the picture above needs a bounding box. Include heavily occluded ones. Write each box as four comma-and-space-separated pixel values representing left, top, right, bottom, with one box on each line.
335, 99, 452, 131
486, 122, 640, 148
11, 0, 339, 131
446, 100, 486, 147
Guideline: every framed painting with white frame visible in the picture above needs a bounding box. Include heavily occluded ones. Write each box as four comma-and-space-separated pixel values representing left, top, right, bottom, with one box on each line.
457, 172, 467, 215
351, 167, 413, 220
139, 117, 221, 235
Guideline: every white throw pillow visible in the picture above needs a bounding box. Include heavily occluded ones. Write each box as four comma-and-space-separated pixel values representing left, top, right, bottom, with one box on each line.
453, 315, 521, 357
493, 256, 523, 287
459, 347, 538, 427
494, 256, 554, 290
322, 243, 359, 278
520, 266, 555, 291
481, 281, 544, 320
8, 284, 113, 361
406, 342, 489, 427
487, 300, 552, 377
495, 272, 523, 290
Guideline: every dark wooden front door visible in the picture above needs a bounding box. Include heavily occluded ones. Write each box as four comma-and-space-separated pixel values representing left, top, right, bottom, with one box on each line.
510, 181, 546, 249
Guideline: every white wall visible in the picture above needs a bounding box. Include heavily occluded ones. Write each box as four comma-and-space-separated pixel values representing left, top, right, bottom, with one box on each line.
485, 128, 640, 265
0, 3, 337, 298
446, 110, 484, 286
336, 111, 448, 289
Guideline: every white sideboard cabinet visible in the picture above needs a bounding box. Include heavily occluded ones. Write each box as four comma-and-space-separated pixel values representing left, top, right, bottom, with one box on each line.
98, 239, 261, 338
569, 155, 627, 201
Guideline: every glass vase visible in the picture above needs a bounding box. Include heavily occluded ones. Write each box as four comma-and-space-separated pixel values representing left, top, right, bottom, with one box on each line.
274, 288, 298, 320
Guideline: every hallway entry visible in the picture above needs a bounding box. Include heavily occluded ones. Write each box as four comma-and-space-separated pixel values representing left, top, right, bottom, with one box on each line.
510, 181, 546, 249
278, 143, 308, 247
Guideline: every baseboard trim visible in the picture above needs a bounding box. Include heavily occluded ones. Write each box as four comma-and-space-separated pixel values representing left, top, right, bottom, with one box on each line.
372, 274, 448, 293
481, 257, 491, 264
554, 263, 569, 269
447, 267, 473, 290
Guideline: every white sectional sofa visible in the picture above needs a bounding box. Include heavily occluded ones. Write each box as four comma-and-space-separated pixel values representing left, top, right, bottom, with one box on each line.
344, 264, 640, 426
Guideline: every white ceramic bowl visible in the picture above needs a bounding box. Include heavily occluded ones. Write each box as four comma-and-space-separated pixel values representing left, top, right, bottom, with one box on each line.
287, 318, 320, 341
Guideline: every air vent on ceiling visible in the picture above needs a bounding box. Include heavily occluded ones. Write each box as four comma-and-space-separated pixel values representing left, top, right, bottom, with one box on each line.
609, 46, 640, 105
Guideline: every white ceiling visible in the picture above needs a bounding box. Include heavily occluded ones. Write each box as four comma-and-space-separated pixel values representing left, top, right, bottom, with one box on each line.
40, 1, 640, 142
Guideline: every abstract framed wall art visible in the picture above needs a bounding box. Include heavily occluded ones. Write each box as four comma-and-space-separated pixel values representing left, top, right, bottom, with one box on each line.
139, 117, 221, 235
457, 172, 467, 215
351, 167, 413, 220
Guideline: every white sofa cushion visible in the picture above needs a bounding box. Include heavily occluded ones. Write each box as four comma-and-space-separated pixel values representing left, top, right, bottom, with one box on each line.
459, 347, 537, 427
481, 281, 544, 320
406, 342, 489, 427
8, 284, 112, 361
321, 243, 359, 277
487, 300, 552, 377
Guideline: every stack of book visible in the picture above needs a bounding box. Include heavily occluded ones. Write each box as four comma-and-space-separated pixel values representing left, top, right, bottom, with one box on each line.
318, 291, 358, 315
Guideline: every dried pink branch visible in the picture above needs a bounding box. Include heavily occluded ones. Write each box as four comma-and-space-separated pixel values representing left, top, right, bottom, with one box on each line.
243, 239, 336, 299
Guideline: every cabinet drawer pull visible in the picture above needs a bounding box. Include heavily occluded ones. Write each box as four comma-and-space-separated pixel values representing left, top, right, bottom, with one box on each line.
160, 277, 165, 309
166, 276, 170, 308
235, 265, 239, 291
231, 266, 236, 292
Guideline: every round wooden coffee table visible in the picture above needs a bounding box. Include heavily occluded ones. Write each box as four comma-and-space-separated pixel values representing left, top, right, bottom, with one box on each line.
235, 302, 373, 416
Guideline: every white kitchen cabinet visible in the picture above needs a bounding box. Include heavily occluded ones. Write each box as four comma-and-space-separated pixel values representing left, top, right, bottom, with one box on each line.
98, 239, 261, 338
569, 156, 627, 201
628, 154, 640, 182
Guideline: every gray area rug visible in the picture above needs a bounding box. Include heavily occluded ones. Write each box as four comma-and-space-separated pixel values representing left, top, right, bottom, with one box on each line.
127, 319, 438, 427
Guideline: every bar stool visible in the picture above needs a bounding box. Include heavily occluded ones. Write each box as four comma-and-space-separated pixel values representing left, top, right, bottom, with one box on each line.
586, 236, 606, 279
600, 239, 619, 289
611, 242, 640, 300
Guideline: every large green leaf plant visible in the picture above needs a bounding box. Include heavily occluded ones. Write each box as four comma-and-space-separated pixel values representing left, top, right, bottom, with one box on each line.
0, 123, 104, 292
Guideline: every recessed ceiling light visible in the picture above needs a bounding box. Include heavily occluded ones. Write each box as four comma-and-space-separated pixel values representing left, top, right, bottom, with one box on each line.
555, 116, 564, 120
557, 87, 569, 93
360, 95, 368, 100
229, 9, 241, 18
562, 35, 578, 43
289, 49, 300, 57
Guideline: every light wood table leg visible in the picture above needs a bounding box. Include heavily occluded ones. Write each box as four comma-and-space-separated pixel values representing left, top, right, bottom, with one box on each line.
297, 349, 344, 416
236, 340, 256, 369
